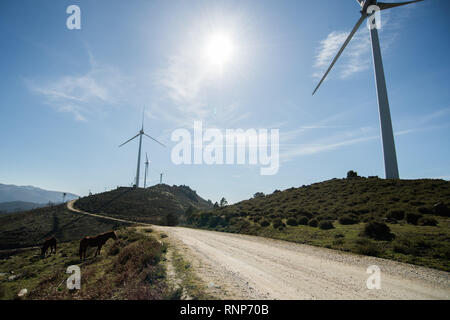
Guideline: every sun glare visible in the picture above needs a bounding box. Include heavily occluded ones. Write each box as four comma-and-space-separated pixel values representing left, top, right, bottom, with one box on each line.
205, 33, 234, 67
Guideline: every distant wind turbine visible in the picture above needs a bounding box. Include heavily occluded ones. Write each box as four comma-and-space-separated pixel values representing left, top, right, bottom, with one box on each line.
119, 111, 166, 188
144, 153, 150, 188
312, 0, 424, 179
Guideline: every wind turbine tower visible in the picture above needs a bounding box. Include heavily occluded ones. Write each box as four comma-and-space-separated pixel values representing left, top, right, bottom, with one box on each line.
144, 153, 150, 188
312, 0, 424, 179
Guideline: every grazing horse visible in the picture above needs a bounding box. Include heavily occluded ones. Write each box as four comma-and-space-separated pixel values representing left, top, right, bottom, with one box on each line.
41, 237, 57, 257
79, 231, 117, 260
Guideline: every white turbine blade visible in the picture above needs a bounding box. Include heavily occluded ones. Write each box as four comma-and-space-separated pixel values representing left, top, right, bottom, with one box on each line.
312, 14, 366, 95
144, 133, 166, 147
377, 0, 423, 10
118, 133, 140, 147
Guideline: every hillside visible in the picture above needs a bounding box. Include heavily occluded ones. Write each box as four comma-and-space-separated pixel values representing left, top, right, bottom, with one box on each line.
0, 183, 78, 204
0, 228, 181, 300
0, 201, 47, 214
75, 184, 213, 225
184, 177, 450, 271
0, 204, 127, 251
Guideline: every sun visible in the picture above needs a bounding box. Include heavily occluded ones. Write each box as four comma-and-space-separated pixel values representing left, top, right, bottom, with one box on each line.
205, 33, 234, 67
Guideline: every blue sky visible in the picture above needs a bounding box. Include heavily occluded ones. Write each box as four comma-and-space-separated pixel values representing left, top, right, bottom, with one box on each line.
1, 0, 449, 204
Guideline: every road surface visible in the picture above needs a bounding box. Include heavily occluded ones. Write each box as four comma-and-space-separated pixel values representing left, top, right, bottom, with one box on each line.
67, 200, 450, 299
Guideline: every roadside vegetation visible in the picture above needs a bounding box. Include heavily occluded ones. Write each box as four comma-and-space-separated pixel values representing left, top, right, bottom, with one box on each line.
183, 176, 450, 272
0, 228, 180, 300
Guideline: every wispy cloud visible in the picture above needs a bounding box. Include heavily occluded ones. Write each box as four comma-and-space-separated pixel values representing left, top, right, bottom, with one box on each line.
27, 54, 130, 121
280, 125, 379, 162
313, 28, 371, 80
312, 8, 413, 81
279, 106, 449, 163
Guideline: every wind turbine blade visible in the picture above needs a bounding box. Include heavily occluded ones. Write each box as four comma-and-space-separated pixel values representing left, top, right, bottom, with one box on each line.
312, 14, 366, 95
118, 133, 140, 147
377, 0, 423, 10
355, 0, 364, 8
144, 133, 166, 147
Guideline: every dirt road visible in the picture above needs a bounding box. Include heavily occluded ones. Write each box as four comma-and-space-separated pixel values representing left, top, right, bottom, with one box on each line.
67, 201, 449, 299
153, 226, 449, 300
67, 200, 147, 225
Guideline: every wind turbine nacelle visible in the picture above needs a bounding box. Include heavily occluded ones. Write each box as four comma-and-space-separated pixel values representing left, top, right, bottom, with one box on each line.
361, 0, 378, 14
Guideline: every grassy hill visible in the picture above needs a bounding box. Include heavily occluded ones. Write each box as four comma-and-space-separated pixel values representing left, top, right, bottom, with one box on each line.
0, 204, 127, 251
0, 228, 180, 300
75, 184, 213, 225
184, 177, 450, 271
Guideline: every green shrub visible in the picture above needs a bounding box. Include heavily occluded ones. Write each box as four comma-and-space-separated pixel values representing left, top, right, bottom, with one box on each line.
406, 213, 422, 225
286, 218, 298, 226
272, 218, 285, 229
418, 217, 438, 226
297, 217, 308, 225
208, 215, 221, 228
107, 239, 125, 256
316, 214, 335, 222
433, 202, 450, 217
318, 220, 334, 230
308, 219, 318, 227
116, 238, 162, 271
362, 221, 395, 241
260, 219, 270, 227
417, 207, 433, 215
338, 215, 358, 225
392, 238, 415, 255
386, 209, 405, 220
355, 238, 380, 256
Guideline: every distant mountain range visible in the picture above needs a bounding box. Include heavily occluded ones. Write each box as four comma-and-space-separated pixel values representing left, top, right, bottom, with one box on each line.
0, 183, 78, 213
0, 201, 47, 214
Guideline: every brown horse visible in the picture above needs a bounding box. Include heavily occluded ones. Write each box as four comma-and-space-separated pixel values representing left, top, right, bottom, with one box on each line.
79, 231, 117, 260
41, 237, 57, 257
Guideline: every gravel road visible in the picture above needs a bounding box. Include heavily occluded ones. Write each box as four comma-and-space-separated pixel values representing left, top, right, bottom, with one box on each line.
153, 226, 450, 300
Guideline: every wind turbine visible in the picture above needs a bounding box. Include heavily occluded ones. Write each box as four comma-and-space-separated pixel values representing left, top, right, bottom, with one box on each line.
143, 153, 150, 188
312, 0, 423, 179
119, 112, 166, 188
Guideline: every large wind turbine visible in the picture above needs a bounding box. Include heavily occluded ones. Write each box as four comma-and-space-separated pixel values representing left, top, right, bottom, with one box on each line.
313, 0, 423, 179
119, 113, 165, 188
